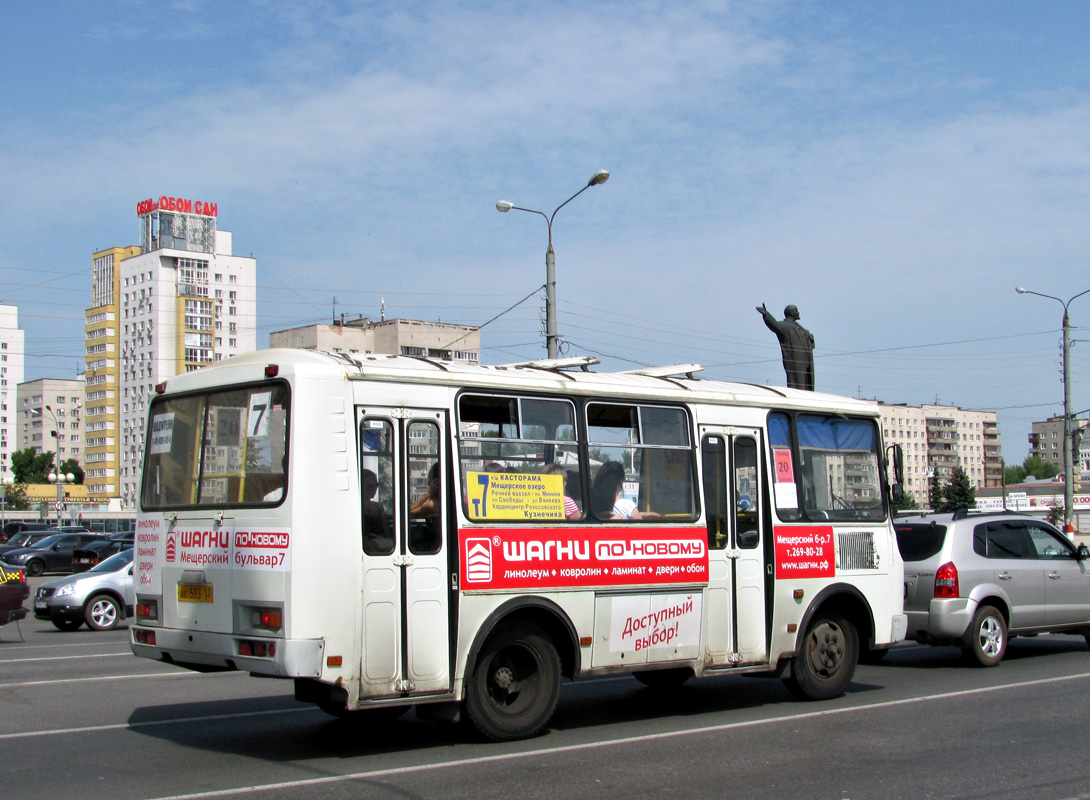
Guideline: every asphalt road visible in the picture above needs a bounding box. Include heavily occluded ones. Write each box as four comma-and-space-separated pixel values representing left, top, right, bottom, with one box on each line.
4, 582, 1090, 800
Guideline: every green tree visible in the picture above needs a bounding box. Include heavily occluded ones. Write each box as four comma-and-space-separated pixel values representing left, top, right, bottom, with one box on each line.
1023, 455, 1060, 481
1004, 464, 1027, 485
892, 491, 919, 512
928, 470, 945, 511
10, 448, 55, 484
57, 458, 84, 484
940, 466, 976, 513
1, 483, 29, 511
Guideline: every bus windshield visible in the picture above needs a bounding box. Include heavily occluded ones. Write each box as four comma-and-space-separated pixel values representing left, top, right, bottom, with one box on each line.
141, 383, 289, 509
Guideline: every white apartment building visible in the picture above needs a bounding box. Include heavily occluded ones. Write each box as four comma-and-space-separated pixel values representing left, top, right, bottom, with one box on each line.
87, 195, 257, 509
0, 305, 25, 479
879, 402, 1002, 505
17, 378, 85, 463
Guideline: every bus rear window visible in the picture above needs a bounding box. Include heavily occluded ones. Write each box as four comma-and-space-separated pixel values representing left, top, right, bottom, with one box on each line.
141, 383, 290, 509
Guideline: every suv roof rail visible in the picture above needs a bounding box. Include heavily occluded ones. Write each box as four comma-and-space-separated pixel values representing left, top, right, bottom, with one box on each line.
950, 508, 1031, 521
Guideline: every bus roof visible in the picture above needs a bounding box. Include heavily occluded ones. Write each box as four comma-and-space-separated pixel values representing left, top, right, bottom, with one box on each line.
159, 348, 880, 417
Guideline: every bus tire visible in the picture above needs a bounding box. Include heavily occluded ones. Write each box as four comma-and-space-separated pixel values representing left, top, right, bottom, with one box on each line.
465, 622, 561, 741
633, 667, 692, 689
784, 614, 858, 700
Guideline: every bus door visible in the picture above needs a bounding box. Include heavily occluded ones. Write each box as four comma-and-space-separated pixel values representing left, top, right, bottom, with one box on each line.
358, 409, 451, 698
700, 428, 768, 666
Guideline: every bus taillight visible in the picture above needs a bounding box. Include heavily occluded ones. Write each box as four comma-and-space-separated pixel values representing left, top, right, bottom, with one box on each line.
134, 629, 157, 646
239, 640, 277, 657
252, 608, 282, 630
136, 600, 158, 621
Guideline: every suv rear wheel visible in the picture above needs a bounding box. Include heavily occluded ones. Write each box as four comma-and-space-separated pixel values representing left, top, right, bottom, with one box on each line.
963, 604, 1006, 667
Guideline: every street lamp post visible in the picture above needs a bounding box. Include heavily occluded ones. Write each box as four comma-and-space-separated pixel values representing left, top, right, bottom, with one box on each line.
48, 471, 75, 527
1016, 286, 1090, 533
497, 170, 610, 360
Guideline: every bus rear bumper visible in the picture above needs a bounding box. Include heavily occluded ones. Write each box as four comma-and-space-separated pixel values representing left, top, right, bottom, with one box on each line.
131, 627, 325, 678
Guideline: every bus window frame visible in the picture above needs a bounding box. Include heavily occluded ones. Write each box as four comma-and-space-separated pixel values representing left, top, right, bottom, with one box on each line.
585, 400, 698, 523
766, 409, 888, 524
140, 378, 291, 512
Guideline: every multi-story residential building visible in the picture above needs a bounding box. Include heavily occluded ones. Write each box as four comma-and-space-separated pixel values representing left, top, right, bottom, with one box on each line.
270, 316, 480, 362
879, 402, 1002, 505
16, 378, 85, 464
84, 245, 141, 501
0, 305, 25, 480
87, 195, 257, 509
1027, 414, 1090, 477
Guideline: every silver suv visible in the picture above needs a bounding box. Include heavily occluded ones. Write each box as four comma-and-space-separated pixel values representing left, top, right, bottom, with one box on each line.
33, 549, 134, 631
896, 510, 1090, 666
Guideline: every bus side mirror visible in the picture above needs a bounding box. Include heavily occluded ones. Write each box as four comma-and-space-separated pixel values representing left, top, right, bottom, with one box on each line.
1078, 544, 1090, 561
890, 484, 905, 505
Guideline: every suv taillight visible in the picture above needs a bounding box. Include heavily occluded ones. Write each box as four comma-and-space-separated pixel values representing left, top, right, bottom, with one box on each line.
934, 561, 959, 598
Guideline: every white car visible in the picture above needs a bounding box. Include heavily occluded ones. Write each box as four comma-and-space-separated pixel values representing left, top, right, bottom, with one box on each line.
33, 550, 134, 631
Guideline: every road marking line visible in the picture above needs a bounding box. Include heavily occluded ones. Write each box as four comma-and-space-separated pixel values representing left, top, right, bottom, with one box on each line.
52, 670, 1090, 799
0, 670, 200, 690
0, 705, 314, 741
0, 652, 135, 664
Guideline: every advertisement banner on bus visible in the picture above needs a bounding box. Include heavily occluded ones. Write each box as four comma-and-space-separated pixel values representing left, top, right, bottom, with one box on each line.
459, 527, 709, 591
773, 524, 834, 578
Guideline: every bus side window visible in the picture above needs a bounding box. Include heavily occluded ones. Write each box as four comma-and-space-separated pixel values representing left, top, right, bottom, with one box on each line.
734, 437, 759, 549
360, 419, 395, 556
408, 421, 442, 555
701, 435, 728, 550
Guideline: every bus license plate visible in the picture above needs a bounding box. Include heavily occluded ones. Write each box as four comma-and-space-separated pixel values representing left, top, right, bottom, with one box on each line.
178, 584, 213, 603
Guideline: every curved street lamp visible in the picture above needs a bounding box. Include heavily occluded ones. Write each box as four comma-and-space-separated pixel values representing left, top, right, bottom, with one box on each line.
497, 170, 610, 359
1016, 286, 1090, 533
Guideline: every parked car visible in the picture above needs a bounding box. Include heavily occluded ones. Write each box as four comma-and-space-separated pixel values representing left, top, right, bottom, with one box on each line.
0, 562, 29, 626
0, 533, 107, 576
34, 549, 134, 631
897, 510, 1090, 666
57, 526, 93, 534
0, 530, 59, 556
71, 532, 135, 573
1, 521, 56, 543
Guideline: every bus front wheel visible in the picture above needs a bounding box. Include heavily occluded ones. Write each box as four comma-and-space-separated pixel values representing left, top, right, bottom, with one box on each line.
465, 622, 561, 741
784, 614, 858, 700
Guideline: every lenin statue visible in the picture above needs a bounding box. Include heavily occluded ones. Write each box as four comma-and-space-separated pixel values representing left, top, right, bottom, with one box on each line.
756, 303, 815, 391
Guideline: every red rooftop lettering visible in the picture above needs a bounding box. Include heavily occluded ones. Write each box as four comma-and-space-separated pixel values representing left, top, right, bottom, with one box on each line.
136, 196, 218, 217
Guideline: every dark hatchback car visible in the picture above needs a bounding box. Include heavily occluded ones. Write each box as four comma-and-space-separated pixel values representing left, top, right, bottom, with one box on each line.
71, 532, 135, 573
0, 530, 59, 556
0, 562, 30, 626
1, 521, 56, 543
0, 533, 107, 576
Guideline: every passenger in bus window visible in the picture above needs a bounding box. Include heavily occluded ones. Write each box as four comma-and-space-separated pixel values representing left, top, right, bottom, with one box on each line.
544, 463, 581, 519
361, 469, 392, 555
409, 463, 442, 553
591, 461, 659, 521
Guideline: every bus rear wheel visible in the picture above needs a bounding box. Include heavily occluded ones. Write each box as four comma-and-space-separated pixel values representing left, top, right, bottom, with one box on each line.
465, 622, 561, 741
784, 615, 858, 700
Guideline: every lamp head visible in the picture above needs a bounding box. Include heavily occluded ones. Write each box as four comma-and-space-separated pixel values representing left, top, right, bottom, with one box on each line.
1016, 287, 1027, 294
496, 201, 514, 212
588, 170, 610, 186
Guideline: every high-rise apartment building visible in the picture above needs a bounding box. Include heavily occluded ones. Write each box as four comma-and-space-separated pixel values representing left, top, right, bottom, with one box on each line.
1027, 415, 1090, 476
879, 402, 1002, 504
85, 196, 257, 509
17, 378, 85, 461
0, 305, 25, 479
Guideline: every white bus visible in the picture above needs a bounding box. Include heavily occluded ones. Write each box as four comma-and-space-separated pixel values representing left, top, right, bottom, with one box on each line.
131, 349, 907, 741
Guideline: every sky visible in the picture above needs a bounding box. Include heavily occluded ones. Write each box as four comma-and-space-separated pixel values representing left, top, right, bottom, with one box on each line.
2, 0, 1090, 464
